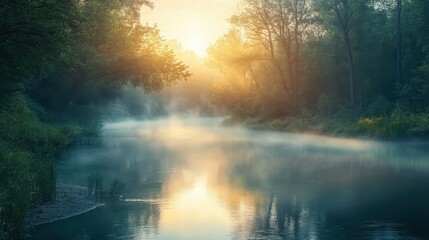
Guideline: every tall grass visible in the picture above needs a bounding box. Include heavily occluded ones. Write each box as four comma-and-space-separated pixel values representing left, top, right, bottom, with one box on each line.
0, 95, 79, 239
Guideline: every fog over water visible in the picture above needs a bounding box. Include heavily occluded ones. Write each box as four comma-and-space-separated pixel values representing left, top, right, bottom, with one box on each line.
28, 117, 429, 240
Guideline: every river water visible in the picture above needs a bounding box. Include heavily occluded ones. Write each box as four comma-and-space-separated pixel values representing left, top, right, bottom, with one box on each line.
28, 117, 429, 239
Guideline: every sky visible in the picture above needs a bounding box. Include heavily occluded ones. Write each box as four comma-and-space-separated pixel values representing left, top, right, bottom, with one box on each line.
141, 0, 240, 57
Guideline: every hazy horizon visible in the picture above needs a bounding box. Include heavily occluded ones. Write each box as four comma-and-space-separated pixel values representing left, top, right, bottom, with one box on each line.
141, 0, 240, 57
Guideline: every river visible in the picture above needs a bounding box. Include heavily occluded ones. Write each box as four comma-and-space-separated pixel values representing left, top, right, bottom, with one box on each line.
27, 117, 429, 239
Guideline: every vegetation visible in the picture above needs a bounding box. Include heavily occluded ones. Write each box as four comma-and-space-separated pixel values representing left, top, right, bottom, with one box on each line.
0, 0, 189, 239
1, 0, 428, 238
87, 173, 125, 202
0, 95, 78, 238
208, 0, 429, 138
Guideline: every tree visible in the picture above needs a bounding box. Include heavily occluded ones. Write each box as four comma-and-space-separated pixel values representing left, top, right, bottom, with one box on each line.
0, 1, 191, 238
207, 30, 263, 88
28, 0, 191, 117
396, 0, 402, 85
230, 0, 314, 110
316, 0, 370, 106
207, 30, 264, 117
399, 0, 429, 111
0, 0, 78, 95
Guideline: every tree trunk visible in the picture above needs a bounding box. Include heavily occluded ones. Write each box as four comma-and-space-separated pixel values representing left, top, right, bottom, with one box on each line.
396, 0, 402, 85
344, 32, 356, 106
294, 27, 300, 112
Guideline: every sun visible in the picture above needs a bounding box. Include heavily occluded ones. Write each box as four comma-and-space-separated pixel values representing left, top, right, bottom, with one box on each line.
140, 0, 240, 59
182, 35, 208, 58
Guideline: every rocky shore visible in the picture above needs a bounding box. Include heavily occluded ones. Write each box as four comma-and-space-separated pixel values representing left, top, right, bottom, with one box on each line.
25, 184, 103, 228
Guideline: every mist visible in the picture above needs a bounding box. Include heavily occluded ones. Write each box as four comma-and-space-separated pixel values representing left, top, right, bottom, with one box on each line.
2, 0, 429, 239
105, 46, 221, 121
28, 117, 429, 240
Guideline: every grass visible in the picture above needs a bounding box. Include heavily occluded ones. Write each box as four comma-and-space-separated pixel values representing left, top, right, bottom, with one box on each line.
227, 110, 429, 140
357, 114, 429, 138
0, 95, 80, 239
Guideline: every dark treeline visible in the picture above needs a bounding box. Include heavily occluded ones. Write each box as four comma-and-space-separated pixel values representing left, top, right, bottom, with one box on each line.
208, 0, 429, 137
0, 0, 189, 239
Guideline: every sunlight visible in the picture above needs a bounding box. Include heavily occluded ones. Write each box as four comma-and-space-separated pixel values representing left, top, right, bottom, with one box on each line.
159, 177, 233, 238
7, 0, 429, 239
178, 22, 209, 57
183, 35, 208, 57
140, 0, 239, 58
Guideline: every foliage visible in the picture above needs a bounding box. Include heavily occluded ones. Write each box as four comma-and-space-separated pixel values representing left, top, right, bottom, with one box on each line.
0, 0, 190, 238
0, 95, 79, 238
0, 0, 78, 94
358, 106, 429, 138
365, 96, 394, 116
27, 0, 190, 125
208, 0, 429, 139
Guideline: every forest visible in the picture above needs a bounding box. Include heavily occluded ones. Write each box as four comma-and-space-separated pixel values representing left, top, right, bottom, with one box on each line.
0, 0, 428, 239
208, 0, 429, 137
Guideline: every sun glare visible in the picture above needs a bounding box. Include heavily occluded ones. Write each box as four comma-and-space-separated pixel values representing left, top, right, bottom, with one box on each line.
140, 0, 240, 59
179, 22, 210, 57
183, 36, 208, 57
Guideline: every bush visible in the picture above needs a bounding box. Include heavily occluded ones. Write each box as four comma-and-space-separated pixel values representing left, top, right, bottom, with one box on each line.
357, 105, 429, 138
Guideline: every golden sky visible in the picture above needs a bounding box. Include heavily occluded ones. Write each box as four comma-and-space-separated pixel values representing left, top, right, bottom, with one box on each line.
141, 0, 240, 57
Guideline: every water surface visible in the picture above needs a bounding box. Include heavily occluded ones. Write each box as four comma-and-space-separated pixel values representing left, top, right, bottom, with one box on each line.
28, 117, 429, 239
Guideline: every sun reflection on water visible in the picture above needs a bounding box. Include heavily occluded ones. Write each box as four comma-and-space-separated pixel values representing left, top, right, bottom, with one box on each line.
157, 176, 231, 239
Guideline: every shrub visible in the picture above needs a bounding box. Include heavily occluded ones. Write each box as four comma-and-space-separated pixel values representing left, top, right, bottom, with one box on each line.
357, 106, 429, 138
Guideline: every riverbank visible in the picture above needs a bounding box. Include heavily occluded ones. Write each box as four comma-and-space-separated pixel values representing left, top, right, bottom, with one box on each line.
25, 184, 103, 228
223, 113, 429, 140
